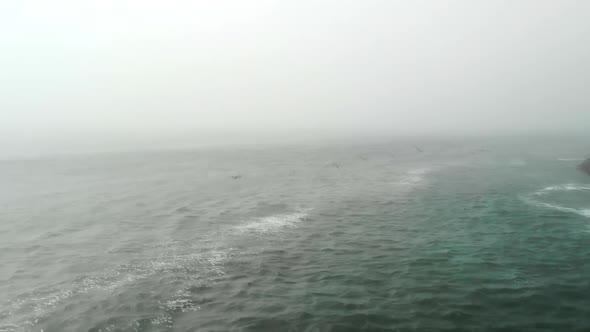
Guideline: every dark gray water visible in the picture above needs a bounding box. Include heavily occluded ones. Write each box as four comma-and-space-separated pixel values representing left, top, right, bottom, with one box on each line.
2, 138, 590, 331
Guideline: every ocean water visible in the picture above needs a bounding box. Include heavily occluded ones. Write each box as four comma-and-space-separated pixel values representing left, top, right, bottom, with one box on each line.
1, 137, 590, 331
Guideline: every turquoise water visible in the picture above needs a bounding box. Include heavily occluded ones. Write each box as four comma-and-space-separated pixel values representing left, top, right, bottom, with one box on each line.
1, 138, 590, 331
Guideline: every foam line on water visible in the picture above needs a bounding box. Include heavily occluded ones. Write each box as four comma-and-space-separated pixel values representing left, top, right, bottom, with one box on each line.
525, 198, 590, 218
535, 184, 590, 194
1, 208, 312, 331
524, 184, 590, 218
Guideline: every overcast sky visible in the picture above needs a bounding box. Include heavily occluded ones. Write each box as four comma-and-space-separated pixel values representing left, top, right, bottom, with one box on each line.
2, 0, 590, 154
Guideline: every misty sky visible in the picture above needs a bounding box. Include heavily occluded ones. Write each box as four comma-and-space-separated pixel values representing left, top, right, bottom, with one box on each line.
2, 0, 590, 153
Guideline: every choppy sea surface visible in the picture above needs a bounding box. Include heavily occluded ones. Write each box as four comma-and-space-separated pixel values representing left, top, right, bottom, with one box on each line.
1, 137, 590, 331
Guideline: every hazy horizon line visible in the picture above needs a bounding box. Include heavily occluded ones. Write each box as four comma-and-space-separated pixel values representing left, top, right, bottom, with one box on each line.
2, 129, 588, 161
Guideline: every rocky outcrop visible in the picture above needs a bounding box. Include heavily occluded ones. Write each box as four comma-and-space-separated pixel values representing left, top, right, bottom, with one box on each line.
578, 158, 590, 175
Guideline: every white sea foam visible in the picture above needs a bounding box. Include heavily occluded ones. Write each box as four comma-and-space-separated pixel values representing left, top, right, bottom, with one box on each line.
557, 158, 584, 161
3, 208, 311, 331
525, 199, 590, 218
398, 167, 431, 186
232, 209, 310, 235
524, 184, 590, 218
536, 184, 590, 194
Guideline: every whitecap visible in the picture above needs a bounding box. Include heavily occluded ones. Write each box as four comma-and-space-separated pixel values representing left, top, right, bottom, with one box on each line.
232, 209, 310, 235
557, 158, 584, 161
